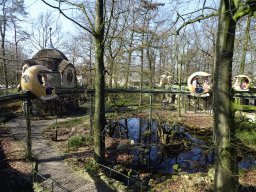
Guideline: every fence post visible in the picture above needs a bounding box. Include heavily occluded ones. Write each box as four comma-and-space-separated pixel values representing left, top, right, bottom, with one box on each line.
67, 135, 70, 151
25, 99, 32, 160
149, 93, 152, 131
55, 127, 57, 141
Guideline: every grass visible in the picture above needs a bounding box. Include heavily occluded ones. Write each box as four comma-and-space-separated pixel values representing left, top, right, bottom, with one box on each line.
43, 115, 89, 132
33, 182, 50, 192
0, 88, 19, 96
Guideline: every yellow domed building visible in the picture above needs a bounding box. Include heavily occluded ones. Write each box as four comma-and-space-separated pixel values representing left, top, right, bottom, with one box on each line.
21, 34, 79, 116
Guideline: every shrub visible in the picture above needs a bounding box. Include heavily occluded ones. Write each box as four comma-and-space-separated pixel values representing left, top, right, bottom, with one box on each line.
235, 113, 256, 145
69, 135, 93, 148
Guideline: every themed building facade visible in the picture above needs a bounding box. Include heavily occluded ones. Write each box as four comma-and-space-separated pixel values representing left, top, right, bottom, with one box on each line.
22, 48, 77, 89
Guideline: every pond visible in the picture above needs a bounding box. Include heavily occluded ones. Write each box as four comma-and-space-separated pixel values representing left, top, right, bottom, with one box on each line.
106, 118, 256, 174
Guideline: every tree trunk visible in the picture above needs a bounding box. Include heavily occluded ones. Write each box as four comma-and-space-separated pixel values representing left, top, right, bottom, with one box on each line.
239, 15, 251, 74
124, 27, 135, 88
213, 0, 238, 191
1, 13, 8, 95
94, 0, 105, 165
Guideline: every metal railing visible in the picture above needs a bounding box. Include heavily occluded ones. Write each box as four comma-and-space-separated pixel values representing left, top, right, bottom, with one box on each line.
32, 167, 70, 192
96, 162, 151, 191
65, 153, 151, 191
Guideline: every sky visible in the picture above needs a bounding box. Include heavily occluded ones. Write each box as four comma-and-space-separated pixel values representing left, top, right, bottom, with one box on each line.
24, 0, 75, 56
26, 0, 74, 31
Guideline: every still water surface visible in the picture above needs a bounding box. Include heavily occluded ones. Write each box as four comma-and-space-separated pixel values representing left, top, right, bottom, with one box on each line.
106, 118, 256, 174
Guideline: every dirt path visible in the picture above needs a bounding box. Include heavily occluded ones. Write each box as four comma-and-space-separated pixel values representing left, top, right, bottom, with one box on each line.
4, 116, 114, 192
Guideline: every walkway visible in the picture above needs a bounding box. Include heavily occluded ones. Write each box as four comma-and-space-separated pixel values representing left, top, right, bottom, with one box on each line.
5, 116, 114, 192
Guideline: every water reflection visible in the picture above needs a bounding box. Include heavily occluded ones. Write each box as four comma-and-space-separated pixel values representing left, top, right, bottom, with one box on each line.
106, 118, 256, 174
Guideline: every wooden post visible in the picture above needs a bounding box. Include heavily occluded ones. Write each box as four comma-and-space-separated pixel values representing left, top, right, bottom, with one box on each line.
188, 95, 191, 110
149, 93, 152, 131
178, 94, 181, 117
25, 99, 32, 161
184, 95, 187, 114
194, 97, 197, 114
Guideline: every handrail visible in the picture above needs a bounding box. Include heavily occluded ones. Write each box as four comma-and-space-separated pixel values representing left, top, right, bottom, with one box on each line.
32, 168, 70, 192
96, 162, 151, 190
1, 88, 256, 107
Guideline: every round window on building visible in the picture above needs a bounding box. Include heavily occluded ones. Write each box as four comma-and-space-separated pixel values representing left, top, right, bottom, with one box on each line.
67, 70, 73, 83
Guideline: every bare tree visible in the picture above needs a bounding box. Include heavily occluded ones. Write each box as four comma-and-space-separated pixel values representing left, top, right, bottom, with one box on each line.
28, 10, 64, 50
0, 0, 27, 94
41, 0, 116, 164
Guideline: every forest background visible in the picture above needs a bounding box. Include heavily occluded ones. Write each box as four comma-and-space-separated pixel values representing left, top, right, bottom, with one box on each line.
0, 0, 255, 91
1, 1, 256, 192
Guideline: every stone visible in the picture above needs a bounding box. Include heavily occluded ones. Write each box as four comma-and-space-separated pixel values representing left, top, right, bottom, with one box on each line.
113, 181, 123, 188
208, 167, 215, 180
49, 131, 57, 141
117, 143, 126, 150
183, 174, 190, 180
144, 149, 149, 154
70, 127, 77, 135
198, 177, 205, 184
117, 185, 128, 192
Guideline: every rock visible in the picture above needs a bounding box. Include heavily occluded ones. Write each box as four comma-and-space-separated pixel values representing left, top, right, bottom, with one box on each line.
183, 174, 190, 180
113, 181, 123, 188
117, 185, 128, 192
117, 143, 126, 150
70, 127, 77, 135
208, 167, 215, 180
144, 149, 149, 154
198, 177, 205, 184
49, 131, 57, 141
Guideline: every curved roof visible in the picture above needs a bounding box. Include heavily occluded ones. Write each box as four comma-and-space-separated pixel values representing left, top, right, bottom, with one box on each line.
32, 49, 68, 61
59, 60, 74, 72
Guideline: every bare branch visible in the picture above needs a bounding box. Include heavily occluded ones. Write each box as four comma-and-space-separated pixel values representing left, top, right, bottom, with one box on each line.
176, 12, 219, 35
41, 0, 96, 36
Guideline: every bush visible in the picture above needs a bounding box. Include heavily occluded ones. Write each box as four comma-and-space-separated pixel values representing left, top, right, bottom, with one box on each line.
69, 135, 93, 148
235, 113, 256, 145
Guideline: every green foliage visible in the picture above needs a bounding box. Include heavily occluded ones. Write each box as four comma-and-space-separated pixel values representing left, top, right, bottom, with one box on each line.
239, 169, 246, 176
44, 115, 89, 131
84, 160, 98, 173
33, 182, 50, 192
105, 93, 138, 107
235, 113, 256, 145
69, 135, 93, 148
